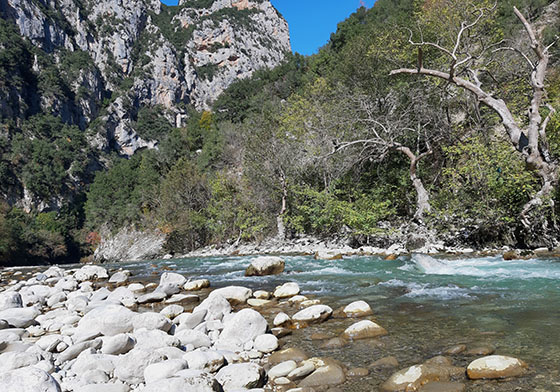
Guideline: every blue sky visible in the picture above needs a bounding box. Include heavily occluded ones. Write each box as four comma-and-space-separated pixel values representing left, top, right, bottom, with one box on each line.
160, 0, 375, 55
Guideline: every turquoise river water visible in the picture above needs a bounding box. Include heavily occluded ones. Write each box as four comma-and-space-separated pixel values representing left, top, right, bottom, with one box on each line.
113, 254, 560, 391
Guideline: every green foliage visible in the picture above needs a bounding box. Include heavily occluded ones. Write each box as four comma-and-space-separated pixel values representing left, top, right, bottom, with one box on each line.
11, 115, 89, 199
134, 106, 173, 141
437, 135, 539, 223
205, 172, 271, 243
286, 185, 395, 237
85, 155, 143, 230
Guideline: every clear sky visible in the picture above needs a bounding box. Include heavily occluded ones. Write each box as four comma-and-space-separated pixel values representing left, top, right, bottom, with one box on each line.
159, 0, 375, 55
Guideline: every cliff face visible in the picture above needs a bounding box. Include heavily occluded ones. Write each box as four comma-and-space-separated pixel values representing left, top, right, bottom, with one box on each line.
0, 0, 290, 150
0, 0, 290, 208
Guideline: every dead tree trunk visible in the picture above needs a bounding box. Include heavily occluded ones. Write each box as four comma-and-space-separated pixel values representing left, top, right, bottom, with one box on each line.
276, 172, 288, 240
396, 146, 432, 222
390, 6, 558, 238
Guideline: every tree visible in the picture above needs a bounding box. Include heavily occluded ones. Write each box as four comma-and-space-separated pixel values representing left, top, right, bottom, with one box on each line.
390, 1, 558, 243
330, 83, 450, 223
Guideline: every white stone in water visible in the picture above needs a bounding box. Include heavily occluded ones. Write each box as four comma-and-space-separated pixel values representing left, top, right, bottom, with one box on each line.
273, 282, 300, 298
127, 283, 144, 293
273, 312, 291, 326
183, 279, 210, 291
288, 361, 316, 379
253, 290, 270, 299
343, 300, 373, 317
392, 365, 423, 385
287, 295, 308, 303
292, 305, 333, 323
268, 360, 297, 379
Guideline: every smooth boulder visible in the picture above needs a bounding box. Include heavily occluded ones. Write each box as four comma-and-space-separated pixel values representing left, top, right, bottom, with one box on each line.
342, 320, 387, 339
0, 366, 61, 392
292, 305, 333, 324
215, 363, 265, 391
245, 256, 285, 276
467, 355, 527, 379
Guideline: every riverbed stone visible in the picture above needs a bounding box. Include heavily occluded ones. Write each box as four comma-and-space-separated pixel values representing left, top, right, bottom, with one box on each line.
144, 359, 188, 384
254, 290, 271, 299
183, 349, 225, 372
381, 362, 465, 392
343, 301, 373, 317
342, 320, 388, 340
245, 256, 285, 276
274, 312, 291, 327
0, 351, 41, 371
166, 293, 200, 305
184, 279, 210, 291
113, 348, 166, 384
466, 355, 527, 379
268, 348, 309, 365
132, 312, 172, 332
219, 308, 268, 344
137, 291, 167, 304
292, 305, 332, 324
254, 334, 278, 353
299, 363, 346, 387
109, 271, 130, 285
76, 384, 130, 392
215, 362, 265, 390
445, 344, 467, 355
76, 305, 134, 336
209, 286, 252, 305
465, 346, 495, 356
320, 337, 348, 349
0, 366, 61, 392
274, 282, 300, 298
269, 360, 298, 379
175, 329, 212, 348
74, 266, 108, 281
419, 381, 466, 392
288, 361, 316, 379
143, 373, 221, 392
0, 292, 23, 311
101, 333, 136, 355
160, 304, 184, 319
194, 294, 232, 321
0, 306, 40, 328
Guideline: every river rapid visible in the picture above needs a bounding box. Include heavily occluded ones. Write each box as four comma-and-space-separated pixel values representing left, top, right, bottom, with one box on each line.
114, 253, 560, 391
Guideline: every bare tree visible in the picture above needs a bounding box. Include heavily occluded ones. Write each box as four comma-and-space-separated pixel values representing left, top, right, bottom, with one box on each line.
331, 90, 444, 223
389, 2, 558, 235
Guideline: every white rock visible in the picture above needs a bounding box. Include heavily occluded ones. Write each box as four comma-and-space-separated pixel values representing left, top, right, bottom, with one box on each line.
184, 279, 210, 291
76, 305, 134, 336
0, 351, 41, 371
273, 312, 292, 326
0, 306, 40, 328
175, 329, 212, 349
137, 291, 167, 304
160, 305, 184, 319
342, 320, 387, 339
245, 256, 285, 276
101, 333, 136, 355
194, 294, 231, 321
292, 305, 333, 323
0, 292, 23, 311
175, 310, 207, 329
127, 283, 145, 293
219, 309, 267, 345
108, 271, 130, 284
209, 286, 252, 304
132, 312, 171, 332
144, 359, 188, 384
75, 383, 130, 392
253, 290, 270, 299
273, 282, 300, 298
215, 363, 265, 391
183, 349, 225, 372
288, 362, 316, 379
133, 329, 180, 350
268, 360, 298, 379
74, 266, 108, 282
0, 366, 61, 391
254, 334, 278, 353
142, 374, 220, 392
343, 300, 373, 317
113, 348, 166, 384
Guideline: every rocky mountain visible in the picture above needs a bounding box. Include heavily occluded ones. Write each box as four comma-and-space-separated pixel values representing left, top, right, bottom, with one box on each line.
0, 0, 290, 159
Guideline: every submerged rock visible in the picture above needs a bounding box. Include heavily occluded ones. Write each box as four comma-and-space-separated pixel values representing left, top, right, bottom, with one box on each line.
466, 355, 527, 379
343, 300, 373, 317
342, 320, 387, 339
292, 305, 332, 324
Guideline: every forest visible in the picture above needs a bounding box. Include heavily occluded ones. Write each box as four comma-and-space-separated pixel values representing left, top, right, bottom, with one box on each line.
1, 0, 559, 265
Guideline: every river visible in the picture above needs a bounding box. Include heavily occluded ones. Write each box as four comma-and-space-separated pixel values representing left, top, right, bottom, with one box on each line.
113, 253, 560, 391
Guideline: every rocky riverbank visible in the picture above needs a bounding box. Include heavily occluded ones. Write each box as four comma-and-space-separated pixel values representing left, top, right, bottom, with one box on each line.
0, 256, 530, 391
